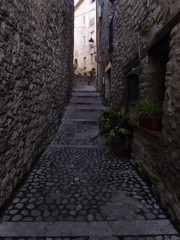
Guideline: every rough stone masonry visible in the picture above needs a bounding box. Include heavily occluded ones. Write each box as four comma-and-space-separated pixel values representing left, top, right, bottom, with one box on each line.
107, 0, 180, 230
0, 0, 74, 208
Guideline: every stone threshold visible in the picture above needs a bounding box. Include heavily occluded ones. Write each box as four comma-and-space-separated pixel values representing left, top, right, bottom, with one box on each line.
51, 144, 104, 149
61, 119, 98, 124
0, 220, 178, 237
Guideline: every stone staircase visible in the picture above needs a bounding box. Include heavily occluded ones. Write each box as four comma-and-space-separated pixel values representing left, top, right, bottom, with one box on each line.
62, 85, 105, 124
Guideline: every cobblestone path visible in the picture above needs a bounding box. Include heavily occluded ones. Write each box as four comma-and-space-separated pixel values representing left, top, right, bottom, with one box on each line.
0, 85, 179, 239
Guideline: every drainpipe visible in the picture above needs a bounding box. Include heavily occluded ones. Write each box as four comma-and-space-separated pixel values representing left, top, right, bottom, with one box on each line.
137, 0, 150, 61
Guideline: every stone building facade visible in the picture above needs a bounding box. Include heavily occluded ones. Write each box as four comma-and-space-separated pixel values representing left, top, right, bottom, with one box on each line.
97, 0, 180, 229
96, 0, 114, 105
74, 0, 97, 74
0, 0, 74, 209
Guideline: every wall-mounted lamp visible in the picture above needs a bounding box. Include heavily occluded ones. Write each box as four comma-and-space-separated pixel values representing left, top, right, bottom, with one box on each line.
89, 37, 94, 43
89, 37, 95, 50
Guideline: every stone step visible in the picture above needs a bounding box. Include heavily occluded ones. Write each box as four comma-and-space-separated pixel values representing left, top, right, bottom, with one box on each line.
63, 111, 101, 118
73, 90, 97, 93
70, 97, 102, 104
62, 118, 98, 124
0, 220, 178, 237
62, 111, 100, 123
72, 92, 100, 97
67, 104, 105, 111
73, 85, 96, 92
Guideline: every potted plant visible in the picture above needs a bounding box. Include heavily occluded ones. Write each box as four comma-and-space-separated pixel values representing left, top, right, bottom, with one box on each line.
133, 99, 162, 131
91, 108, 132, 154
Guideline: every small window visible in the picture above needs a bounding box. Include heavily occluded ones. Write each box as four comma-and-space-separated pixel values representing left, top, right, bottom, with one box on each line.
90, 31, 95, 40
83, 36, 86, 43
90, 16, 95, 26
74, 58, 78, 65
127, 75, 139, 102
147, 34, 170, 101
83, 57, 86, 68
90, 54, 94, 64
126, 74, 139, 114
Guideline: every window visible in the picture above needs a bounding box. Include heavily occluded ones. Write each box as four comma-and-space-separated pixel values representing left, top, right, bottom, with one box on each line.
90, 54, 94, 64
74, 58, 78, 65
127, 75, 139, 102
126, 73, 139, 114
91, 0, 95, 3
90, 16, 95, 26
147, 34, 170, 101
90, 31, 95, 40
83, 36, 86, 43
83, 57, 86, 68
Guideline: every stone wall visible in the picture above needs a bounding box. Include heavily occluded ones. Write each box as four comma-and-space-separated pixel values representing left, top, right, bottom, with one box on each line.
0, 0, 74, 208
96, 0, 114, 104
97, 0, 110, 92
100, 0, 180, 229
111, 0, 179, 106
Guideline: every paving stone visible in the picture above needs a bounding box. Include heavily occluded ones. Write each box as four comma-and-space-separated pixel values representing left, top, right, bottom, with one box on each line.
171, 237, 180, 240
145, 213, 156, 220
9, 210, 18, 215
12, 198, 20, 204
155, 237, 163, 240
52, 210, 59, 217
47, 183, 54, 187
21, 210, 29, 216
70, 210, 77, 216
31, 210, 41, 217
2, 215, 11, 221
11, 215, 22, 221
27, 204, 35, 210
16, 203, 24, 209
87, 214, 94, 221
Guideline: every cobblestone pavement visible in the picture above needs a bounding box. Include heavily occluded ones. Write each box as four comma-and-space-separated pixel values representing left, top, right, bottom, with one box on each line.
1, 146, 167, 222
0, 85, 179, 239
52, 123, 104, 147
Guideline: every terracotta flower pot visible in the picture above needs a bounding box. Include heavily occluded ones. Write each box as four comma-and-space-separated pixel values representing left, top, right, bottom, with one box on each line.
105, 140, 126, 155
140, 118, 161, 131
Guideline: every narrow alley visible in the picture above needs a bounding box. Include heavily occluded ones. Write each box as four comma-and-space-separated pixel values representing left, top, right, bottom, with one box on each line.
0, 85, 179, 239
1, 0, 180, 239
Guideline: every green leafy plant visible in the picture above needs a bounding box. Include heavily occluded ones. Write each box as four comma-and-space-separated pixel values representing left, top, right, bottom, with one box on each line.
91, 108, 132, 146
133, 99, 162, 122
88, 68, 96, 76
73, 63, 78, 70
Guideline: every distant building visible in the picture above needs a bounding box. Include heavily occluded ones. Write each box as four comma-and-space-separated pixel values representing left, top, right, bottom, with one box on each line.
74, 0, 97, 75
